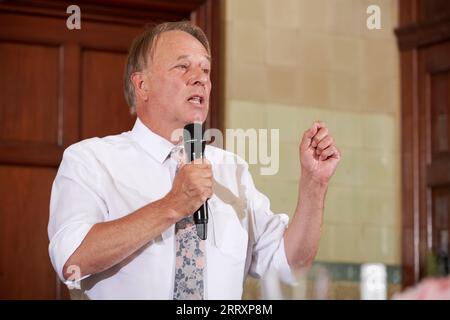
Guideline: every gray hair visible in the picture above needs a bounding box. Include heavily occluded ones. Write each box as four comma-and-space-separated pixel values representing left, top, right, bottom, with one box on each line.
123, 21, 211, 113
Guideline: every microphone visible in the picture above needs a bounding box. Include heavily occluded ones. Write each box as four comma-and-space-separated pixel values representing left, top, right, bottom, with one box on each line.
183, 122, 209, 240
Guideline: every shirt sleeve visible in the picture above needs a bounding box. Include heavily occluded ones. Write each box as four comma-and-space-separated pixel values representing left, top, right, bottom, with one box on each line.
242, 166, 297, 285
48, 145, 108, 284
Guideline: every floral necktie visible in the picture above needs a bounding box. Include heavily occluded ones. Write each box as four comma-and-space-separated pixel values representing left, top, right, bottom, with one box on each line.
170, 145, 205, 300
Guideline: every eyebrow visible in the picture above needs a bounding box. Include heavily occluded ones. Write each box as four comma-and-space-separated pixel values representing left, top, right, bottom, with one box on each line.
177, 54, 211, 62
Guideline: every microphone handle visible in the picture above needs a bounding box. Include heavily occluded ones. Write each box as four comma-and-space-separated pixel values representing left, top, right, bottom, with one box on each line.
194, 201, 208, 224
190, 140, 208, 240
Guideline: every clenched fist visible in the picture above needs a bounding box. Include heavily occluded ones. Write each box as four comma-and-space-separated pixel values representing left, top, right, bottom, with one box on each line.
165, 158, 213, 219
300, 121, 340, 185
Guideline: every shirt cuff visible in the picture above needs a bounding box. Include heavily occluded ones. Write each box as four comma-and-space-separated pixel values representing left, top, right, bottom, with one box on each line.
48, 222, 94, 285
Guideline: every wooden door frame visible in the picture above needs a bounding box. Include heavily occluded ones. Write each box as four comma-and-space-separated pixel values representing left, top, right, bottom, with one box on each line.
395, 0, 450, 287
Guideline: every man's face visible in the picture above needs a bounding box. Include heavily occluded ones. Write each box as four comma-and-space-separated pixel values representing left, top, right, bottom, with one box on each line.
144, 30, 211, 126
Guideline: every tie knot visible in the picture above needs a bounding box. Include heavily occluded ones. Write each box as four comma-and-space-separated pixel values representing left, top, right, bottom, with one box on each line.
170, 145, 185, 165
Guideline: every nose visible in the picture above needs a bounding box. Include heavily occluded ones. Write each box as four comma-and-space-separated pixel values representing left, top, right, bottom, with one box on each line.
188, 67, 209, 87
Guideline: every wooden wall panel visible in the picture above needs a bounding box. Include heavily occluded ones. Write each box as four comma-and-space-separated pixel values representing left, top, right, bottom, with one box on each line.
0, 166, 57, 299
420, 0, 450, 23
432, 187, 450, 258
0, 42, 59, 144
81, 50, 135, 139
430, 72, 449, 156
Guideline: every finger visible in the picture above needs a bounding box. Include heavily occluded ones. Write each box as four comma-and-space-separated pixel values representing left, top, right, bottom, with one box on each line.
201, 192, 211, 203
200, 184, 213, 199
190, 162, 212, 171
318, 147, 333, 160
311, 126, 328, 148
177, 162, 186, 170
202, 179, 213, 188
317, 135, 334, 151
319, 146, 340, 161
203, 185, 213, 196
195, 180, 213, 192
192, 158, 204, 165
300, 129, 313, 150
198, 169, 213, 179
188, 163, 213, 179
300, 121, 322, 150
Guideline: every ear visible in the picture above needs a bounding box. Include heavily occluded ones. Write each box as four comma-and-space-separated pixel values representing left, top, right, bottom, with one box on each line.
131, 72, 149, 102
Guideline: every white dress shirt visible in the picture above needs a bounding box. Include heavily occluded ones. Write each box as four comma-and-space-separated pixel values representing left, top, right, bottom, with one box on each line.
48, 118, 295, 299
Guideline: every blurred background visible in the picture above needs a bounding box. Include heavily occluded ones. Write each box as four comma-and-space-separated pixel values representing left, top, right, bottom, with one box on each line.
0, 0, 449, 299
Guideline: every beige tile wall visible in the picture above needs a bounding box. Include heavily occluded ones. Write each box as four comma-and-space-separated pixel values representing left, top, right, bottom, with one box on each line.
222, 0, 400, 298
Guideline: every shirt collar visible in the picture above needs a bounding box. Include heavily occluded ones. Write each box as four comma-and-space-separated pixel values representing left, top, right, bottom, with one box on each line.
130, 117, 176, 164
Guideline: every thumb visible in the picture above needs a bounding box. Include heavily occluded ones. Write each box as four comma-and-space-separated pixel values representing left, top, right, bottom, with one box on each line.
177, 161, 186, 171
300, 121, 322, 151
300, 129, 314, 151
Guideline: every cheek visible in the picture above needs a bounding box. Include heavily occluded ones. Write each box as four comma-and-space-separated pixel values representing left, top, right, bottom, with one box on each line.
167, 77, 186, 95
150, 77, 184, 101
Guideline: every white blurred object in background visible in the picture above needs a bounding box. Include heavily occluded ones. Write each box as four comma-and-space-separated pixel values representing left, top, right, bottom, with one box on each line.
360, 263, 387, 300
312, 265, 331, 299
261, 266, 284, 300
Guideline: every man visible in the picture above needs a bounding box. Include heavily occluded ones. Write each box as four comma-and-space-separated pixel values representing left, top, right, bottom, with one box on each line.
48, 21, 340, 299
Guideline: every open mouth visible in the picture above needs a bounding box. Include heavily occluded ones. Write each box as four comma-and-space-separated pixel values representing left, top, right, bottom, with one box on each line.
187, 95, 204, 105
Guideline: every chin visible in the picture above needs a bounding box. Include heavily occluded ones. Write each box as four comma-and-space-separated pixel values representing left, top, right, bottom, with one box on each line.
186, 112, 208, 124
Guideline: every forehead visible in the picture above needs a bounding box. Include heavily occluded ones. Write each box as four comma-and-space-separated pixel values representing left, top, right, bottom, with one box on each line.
152, 30, 210, 61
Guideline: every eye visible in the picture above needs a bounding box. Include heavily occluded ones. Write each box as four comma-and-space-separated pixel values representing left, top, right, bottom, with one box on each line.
202, 68, 210, 75
176, 64, 188, 70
